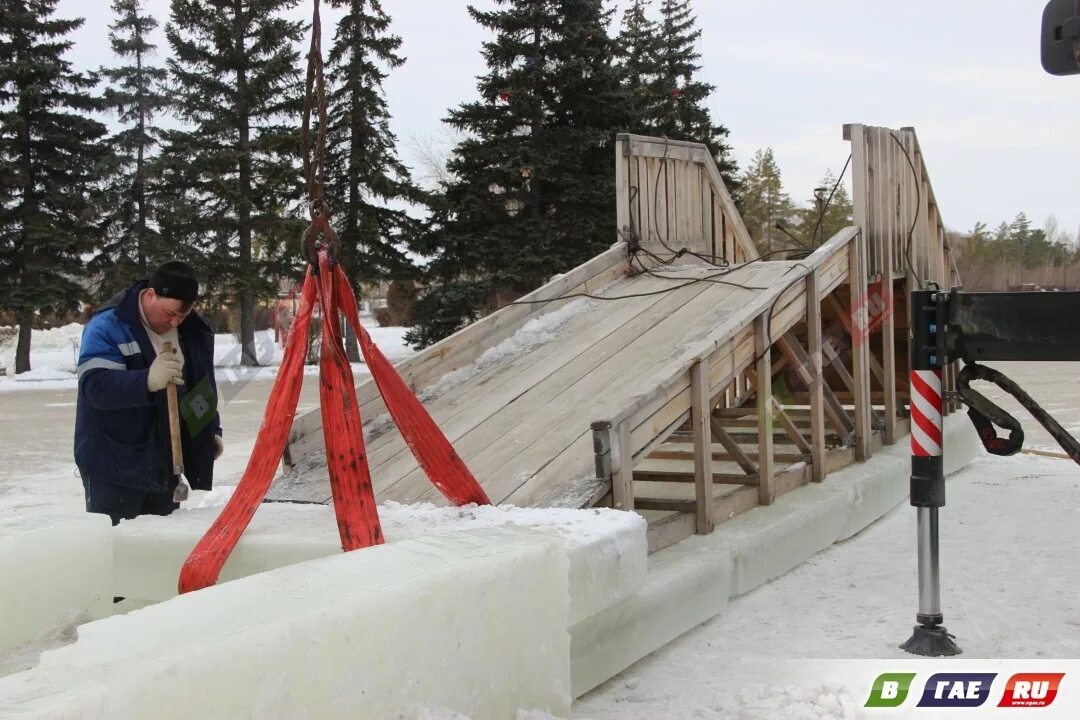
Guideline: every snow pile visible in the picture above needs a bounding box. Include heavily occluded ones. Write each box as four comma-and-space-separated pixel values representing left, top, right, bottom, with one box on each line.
113, 499, 647, 626
0, 323, 83, 385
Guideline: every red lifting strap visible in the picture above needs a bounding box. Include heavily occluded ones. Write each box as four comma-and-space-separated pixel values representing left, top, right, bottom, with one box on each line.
178, 250, 489, 594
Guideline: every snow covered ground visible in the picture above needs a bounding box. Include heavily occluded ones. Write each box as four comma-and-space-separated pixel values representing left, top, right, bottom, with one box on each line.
573, 451, 1080, 719
0, 322, 413, 392
1, 339, 1077, 718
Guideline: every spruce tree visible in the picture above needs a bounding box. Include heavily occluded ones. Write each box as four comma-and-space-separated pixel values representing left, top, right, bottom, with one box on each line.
164, 0, 305, 365
649, 0, 739, 195
325, 0, 420, 286
795, 170, 854, 248
95, 0, 171, 295
739, 148, 793, 255
324, 0, 421, 358
408, 0, 630, 348
0, 0, 109, 373
615, 0, 661, 127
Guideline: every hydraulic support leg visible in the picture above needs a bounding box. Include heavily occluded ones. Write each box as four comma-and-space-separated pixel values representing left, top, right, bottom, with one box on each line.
901, 290, 961, 656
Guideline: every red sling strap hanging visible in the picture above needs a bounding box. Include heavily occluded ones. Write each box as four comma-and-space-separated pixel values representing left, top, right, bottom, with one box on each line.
335, 270, 490, 506
178, 273, 319, 593
178, 0, 488, 594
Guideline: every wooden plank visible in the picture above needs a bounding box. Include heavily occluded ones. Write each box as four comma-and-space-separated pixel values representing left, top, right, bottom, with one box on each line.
690, 359, 715, 533
806, 268, 826, 482
633, 469, 759, 486
881, 131, 898, 445
848, 124, 869, 269
612, 421, 634, 511
647, 510, 695, 553
708, 416, 757, 475
849, 229, 873, 460
776, 333, 854, 437
755, 314, 775, 505
649, 446, 805, 463
823, 294, 886, 386
636, 498, 697, 513
772, 397, 812, 454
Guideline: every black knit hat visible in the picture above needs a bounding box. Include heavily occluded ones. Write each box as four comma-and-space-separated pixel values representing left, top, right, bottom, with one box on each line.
149, 261, 199, 304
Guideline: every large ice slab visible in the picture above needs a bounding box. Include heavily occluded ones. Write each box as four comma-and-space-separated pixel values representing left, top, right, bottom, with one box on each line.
114, 500, 646, 625
0, 527, 571, 720
0, 512, 112, 656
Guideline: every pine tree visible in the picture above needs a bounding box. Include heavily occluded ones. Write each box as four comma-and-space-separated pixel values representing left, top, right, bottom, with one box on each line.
648, 0, 739, 195
164, 0, 305, 365
615, 0, 661, 126
407, 0, 631, 348
795, 170, 854, 249
325, 0, 421, 288
94, 0, 171, 295
738, 148, 793, 255
0, 0, 109, 373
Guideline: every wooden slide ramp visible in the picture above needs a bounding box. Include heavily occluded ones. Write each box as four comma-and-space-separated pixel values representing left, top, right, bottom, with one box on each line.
268, 252, 808, 510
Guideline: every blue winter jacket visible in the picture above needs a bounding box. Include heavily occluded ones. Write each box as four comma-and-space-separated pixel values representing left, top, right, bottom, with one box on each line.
74, 280, 221, 493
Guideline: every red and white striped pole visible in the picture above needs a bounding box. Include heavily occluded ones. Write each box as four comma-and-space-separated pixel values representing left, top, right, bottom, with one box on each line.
901, 289, 961, 656
910, 368, 943, 458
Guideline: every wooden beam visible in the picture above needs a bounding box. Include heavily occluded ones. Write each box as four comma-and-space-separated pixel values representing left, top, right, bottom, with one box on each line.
633, 470, 759, 485
755, 315, 775, 505
649, 447, 806, 463
771, 397, 812, 454
824, 294, 886, 386
881, 131, 898, 445
690, 359, 715, 534
776, 333, 854, 437
849, 231, 873, 460
807, 269, 826, 482
709, 416, 758, 475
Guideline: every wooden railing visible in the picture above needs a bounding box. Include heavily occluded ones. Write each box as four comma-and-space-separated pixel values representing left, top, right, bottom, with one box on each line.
614, 134, 758, 264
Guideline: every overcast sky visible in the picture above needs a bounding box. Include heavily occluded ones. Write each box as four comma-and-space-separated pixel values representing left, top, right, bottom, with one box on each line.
56, 0, 1080, 238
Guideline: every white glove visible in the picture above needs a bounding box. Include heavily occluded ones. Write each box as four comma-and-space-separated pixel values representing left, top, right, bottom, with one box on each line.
147, 350, 184, 392
213, 434, 224, 460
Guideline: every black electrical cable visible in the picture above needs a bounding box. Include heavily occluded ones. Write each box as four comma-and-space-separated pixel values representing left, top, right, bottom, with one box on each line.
890, 131, 925, 289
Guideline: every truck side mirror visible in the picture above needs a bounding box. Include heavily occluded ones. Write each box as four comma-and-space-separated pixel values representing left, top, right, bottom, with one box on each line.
1042, 0, 1080, 75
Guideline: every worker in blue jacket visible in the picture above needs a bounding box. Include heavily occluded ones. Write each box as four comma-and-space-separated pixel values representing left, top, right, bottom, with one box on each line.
74, 261, 223, 525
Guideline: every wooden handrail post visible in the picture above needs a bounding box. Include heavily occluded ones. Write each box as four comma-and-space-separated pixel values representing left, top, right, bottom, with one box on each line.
690, 359, 715, 533
613, 421, 634, 511
754, 315, 775, 505
849, 231, 873, 460
806, 269, 826, 482
615, 135, 631, 248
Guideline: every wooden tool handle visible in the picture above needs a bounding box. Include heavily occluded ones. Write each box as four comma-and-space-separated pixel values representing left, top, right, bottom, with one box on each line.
163, 341, 184, 475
